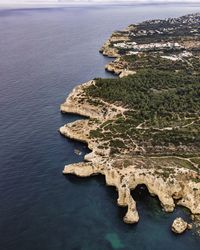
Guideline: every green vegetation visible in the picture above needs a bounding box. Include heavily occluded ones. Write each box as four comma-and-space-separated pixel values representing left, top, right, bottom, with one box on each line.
86, 69, 200, 156
87, 14, 200, 161
192, 178, 200, 183
127, 14, 200, 45
123, 54, 200, 73
87, 70, 200, 115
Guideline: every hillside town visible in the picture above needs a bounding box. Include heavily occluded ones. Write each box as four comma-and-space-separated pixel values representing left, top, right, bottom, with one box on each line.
104, 13, 200, 56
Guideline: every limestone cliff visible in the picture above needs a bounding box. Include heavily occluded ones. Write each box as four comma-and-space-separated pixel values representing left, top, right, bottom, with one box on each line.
100, 31, 130, 58
60, 80, 200, 225
105, 58, 136, 77
59, 14, 200, 231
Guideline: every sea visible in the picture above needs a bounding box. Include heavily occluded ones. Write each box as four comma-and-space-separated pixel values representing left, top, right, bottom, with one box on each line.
0, 4, 200, 250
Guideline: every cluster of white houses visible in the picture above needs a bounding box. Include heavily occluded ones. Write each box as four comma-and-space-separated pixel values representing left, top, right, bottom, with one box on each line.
128, 26, 199, 38
113, 41, 183, 52
126, 14, 200, 38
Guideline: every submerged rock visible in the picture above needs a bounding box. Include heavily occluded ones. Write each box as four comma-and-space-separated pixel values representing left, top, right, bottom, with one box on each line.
74, 149, 82, 156
105, 233, 124, 249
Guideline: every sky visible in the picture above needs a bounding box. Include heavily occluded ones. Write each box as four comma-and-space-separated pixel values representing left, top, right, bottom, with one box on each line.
0, 0, 200, 5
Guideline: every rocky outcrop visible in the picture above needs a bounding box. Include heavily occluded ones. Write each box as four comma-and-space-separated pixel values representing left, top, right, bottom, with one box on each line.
100, 40, 120, 58
100, 31, 130, 58
105, 58, 125, 75
63, 162, 139, 223
60, 82, 200, 226
60, 80, 103, 119
60, 80, 129, 124
105, 58, 136, 77
193, 215, 200, 235
119, 70, 136, 78
171, 217, 191, 234
60, 14, 200, 232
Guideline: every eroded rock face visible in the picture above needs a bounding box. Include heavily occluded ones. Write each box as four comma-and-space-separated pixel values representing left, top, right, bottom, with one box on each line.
60, 14, 200, 231
119, 70, 136, 78
171, 217, 188, 234
60, 80, 103, 119
105, 58, 136, 78
60, 80, 200, 226
100, 32, 130, 58
100, 40, 120, 58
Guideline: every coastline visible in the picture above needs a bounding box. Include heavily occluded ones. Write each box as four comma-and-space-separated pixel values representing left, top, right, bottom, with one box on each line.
60, 13, 200, 232
60, 79, 200, 224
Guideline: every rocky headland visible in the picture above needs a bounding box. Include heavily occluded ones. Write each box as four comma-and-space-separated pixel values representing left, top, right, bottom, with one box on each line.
60, 14, 200, 231
171, 217, 192, 234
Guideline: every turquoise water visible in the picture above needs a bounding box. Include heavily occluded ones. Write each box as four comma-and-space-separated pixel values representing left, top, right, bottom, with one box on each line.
0, 4, 200, 250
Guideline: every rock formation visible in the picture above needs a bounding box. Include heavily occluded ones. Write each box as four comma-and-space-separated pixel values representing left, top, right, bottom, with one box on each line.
171, 217, 191, 234
60, 80, 200, 225
60, 14, 200, 232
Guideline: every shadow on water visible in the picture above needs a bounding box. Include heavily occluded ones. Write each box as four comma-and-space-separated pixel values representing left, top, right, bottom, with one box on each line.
132, 184, 162, 209
60, 112, 88, 123
64, 175, 197, 249
131, 184, 193, 236
66, 173, 134, 227
59, 112, 92, 164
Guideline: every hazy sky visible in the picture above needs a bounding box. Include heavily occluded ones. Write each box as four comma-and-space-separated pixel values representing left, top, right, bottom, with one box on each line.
0, 0, 200, 5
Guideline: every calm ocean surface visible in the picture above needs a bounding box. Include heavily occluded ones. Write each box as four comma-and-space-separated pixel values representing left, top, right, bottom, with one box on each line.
1, 4, 200, 250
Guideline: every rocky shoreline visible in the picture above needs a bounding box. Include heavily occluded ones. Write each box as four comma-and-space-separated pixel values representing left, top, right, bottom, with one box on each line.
105, 58, 136, 78
100, 29, 137, 77
60, 79, 200, 225
60, 14, 200, 232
